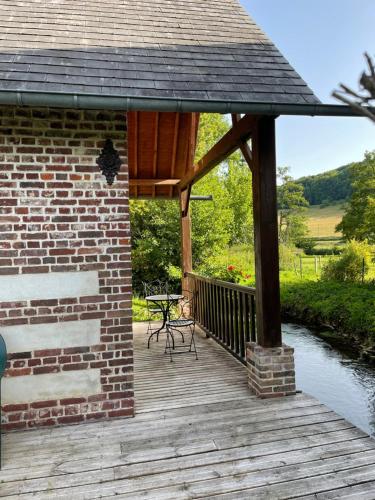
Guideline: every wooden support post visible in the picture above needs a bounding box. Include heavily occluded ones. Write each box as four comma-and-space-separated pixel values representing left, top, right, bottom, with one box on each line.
179, 188, 193, 292
251, 117, 282, 348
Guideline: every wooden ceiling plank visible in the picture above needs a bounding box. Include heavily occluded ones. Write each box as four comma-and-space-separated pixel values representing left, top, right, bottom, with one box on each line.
152, 112, 159, 198
186, 112, 199, 175
133, 111, 139, 198
170, 113, 180, 198
179, 114, 259, 190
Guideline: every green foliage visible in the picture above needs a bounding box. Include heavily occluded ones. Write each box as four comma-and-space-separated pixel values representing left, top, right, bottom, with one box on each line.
191, 170, 233, 267
305, 245, 342, 256
297, 164, 352, 205
296, 238, 317, 254
281, 277, 375, 340
196, 245, 254, 284
336, 151, 375, 244
279, 244, 297, 271
130, 199, 180, 293
278, 166, 309, 245
321, 240, 373, 283
222, 155, 253, 246
132, 296, 151, 322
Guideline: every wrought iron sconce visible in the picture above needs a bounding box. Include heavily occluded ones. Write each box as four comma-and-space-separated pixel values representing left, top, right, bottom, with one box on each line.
96, 139, 122, 185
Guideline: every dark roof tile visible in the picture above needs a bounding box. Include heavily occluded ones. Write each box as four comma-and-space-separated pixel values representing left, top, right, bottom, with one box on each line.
0, 0, 320, 105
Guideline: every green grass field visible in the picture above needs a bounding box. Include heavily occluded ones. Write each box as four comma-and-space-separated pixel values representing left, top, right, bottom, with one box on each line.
306, 203, 346, 238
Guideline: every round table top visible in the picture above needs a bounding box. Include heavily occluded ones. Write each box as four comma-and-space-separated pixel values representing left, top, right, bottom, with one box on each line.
145, 294, 183, 302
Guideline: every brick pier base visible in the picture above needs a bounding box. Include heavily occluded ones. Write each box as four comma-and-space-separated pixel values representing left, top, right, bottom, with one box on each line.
246, 342, 296, 398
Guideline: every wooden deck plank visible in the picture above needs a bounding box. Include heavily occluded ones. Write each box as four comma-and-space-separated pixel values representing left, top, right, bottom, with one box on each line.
0, 322, 374, 499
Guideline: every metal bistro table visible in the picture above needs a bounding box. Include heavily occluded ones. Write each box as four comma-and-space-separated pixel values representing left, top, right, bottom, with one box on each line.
145, 294, 183, 348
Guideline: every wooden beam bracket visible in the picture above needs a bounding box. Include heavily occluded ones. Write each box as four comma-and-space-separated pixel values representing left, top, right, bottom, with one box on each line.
231, 114, 253, 171
179, 114, 258, 190
180, 184, 192, 218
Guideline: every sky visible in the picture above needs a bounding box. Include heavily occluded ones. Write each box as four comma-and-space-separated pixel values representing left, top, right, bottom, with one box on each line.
241, 0, 375, 179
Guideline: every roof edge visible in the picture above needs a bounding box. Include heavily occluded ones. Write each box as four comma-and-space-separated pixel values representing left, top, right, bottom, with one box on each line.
0, 89, 368, 117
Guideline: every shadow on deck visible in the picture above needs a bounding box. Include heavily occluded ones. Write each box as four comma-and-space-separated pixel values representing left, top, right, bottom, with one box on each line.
1, 323, 375, 498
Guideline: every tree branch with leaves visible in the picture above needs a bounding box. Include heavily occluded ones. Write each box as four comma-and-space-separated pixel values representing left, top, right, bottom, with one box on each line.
332, 52, 375, 123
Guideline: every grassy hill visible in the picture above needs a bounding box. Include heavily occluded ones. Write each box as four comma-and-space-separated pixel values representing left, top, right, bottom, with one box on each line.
306, 203, 346, 239
297, 164, 352, 205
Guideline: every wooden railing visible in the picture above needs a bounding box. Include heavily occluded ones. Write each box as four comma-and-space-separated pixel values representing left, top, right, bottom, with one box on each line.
187, 273, 256, 364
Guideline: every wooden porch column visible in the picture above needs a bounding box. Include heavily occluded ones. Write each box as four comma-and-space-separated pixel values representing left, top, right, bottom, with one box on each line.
252, 117, 282, 348
179, 188, 192, 291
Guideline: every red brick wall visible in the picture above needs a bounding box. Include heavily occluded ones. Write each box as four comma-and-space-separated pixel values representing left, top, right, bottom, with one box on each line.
0, 106, 133, 431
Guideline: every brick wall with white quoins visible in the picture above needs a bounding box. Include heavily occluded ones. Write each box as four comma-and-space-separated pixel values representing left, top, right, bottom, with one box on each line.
0, 106, 134, 431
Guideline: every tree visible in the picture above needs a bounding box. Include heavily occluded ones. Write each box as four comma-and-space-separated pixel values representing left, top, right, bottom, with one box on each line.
333, 52, 375, 123
278, 166, 309, 245
336, 151, 375, 244
222, 155, 253, 246
130, 199, 180, 292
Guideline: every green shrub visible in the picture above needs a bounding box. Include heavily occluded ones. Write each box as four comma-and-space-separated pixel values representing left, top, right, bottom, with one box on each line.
306, 246, 342, 256
279, 244, 296, 271
321, 240, 372, 282
281, 278, 375, 340
296, 238, 316, 254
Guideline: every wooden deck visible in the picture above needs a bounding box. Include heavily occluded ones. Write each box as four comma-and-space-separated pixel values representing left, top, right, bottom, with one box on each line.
1, 323, 375, 499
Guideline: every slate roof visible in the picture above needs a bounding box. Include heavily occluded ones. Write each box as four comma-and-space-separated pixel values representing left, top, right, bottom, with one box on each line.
0, 0, 320, 106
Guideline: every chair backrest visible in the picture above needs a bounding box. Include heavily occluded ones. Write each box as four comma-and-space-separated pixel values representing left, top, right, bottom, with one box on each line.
142, 280, 168, 298
177, 289, 198, 321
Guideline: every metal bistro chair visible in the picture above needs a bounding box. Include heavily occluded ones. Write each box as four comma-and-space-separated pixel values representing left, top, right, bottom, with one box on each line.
142, 280, 168, 337
165, 290, 198, 362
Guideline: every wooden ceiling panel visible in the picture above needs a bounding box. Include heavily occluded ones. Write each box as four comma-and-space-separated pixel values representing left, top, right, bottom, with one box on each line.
127, 111, 199, 199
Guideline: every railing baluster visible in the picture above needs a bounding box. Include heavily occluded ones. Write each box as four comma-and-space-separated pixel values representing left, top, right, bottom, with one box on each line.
229, 289, 234, 350
234, 290, 238, 353
238, 291, 245, 358
219, 285, 224, 342
208, 283, 215, 333
204, 281, 210, 330
214, 285, 221, 340
244, 292, 250, 344
223, 286, 228, 346
186, 273, 256, 364
220, 286, 224, 343
250, 295, 256, 342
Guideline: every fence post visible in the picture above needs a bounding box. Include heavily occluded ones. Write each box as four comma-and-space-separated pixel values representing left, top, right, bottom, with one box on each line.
314, 256, 318, 275
362, 257, 365, 284
299, 256, 303, 278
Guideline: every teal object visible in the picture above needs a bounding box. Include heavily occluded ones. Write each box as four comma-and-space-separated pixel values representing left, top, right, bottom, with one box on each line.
0, 334, 6, 378
0, 334, 5, 470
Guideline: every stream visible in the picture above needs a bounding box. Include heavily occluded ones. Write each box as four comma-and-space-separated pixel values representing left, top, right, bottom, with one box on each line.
282, 323, 375, 437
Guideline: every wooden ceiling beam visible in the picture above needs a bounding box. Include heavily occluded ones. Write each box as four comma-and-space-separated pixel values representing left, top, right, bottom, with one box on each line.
178, 114, 258, 190
129, 179, 180, 186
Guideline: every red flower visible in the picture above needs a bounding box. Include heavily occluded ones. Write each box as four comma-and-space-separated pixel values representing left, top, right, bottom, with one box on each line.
245, 274, 251, 279
227, 265, 236, 272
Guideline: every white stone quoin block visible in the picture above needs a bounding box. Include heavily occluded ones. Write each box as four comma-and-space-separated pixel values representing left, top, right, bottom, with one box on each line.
0, 271, 99, 302
1, 319, 101, 353
2, 370, 102, 404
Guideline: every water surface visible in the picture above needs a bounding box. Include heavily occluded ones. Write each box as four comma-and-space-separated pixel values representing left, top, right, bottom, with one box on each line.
282, 323, 375, 437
